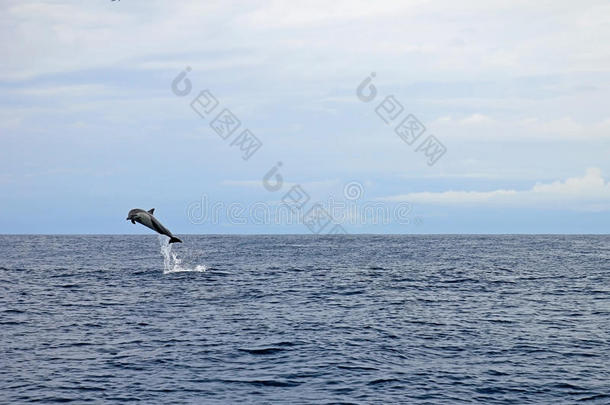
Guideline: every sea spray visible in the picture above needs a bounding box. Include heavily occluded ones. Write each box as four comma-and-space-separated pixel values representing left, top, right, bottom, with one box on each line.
158, 235, 206, 274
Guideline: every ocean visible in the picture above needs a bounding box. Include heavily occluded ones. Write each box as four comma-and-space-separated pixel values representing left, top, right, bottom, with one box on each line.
1, 235, 609, 404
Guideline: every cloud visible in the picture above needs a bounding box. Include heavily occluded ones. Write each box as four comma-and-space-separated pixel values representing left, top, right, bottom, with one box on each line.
431, 115, 610, 140
518, 117, 610, 139
459, 113, 495, 125
235, 0, 423, 29
3, 0, 610, 81
11, 84, 112, 97
380, 168, 610, 211
222, 180, 269, 188
222, 179, 339, 192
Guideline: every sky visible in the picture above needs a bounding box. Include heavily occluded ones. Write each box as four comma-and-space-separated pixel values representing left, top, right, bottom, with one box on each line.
1, 0, 609, 234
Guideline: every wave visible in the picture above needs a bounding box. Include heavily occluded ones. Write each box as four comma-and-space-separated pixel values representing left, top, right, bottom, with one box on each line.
158, 236, 206, 274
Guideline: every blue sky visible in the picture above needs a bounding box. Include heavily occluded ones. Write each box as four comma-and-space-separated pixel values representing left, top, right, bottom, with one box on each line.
1, 0, 609, 234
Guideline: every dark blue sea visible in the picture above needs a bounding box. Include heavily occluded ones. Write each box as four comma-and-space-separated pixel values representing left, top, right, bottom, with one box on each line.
1, 235, 609, 404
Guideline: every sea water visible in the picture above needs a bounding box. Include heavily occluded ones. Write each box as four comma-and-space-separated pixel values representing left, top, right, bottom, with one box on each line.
1, 235, 609, 403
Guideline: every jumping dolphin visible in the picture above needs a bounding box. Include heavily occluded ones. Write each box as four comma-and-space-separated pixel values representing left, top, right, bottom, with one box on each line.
126, 208, 182, 244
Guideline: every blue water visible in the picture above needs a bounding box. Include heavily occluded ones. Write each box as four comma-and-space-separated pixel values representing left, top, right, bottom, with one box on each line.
1, 235, 609, 404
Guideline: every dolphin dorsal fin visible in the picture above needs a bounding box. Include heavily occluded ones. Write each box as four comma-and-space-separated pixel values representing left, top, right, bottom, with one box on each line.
148, 208, 155, 215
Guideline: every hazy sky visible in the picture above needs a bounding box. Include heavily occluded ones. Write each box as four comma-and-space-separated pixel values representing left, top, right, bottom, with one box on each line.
1, 0, 609, 234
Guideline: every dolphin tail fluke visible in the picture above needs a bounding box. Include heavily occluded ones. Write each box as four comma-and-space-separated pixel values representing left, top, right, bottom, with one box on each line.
169, 236, 182, 244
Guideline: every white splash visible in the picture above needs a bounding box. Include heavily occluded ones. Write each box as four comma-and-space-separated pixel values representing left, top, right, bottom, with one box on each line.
158, 236, 206, 274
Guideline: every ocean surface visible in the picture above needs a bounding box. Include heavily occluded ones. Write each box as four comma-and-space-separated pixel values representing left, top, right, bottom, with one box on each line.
1, 235, 609, 404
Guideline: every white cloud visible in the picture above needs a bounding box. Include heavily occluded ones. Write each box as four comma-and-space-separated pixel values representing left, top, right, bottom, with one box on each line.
12, 84, 112, 97
459, 113, 495, 125
381, 168, 610, 211
519, 117, 610, 139
222, 180, 269, 188
431, 115, 610, 140
223, 179, 339, 192
2, 0, 610, 81
236, 0, 423, 29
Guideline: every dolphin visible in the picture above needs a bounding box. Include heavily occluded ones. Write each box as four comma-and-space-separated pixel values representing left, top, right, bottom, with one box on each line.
126, 208, 182, 244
